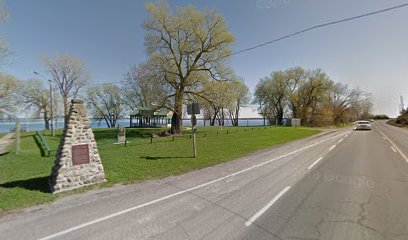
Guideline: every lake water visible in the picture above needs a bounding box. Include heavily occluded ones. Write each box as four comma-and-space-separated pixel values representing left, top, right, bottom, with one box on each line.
0, 118, 268, 133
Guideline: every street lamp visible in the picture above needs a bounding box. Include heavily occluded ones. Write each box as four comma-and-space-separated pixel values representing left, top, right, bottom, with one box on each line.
33, 71, 55, 137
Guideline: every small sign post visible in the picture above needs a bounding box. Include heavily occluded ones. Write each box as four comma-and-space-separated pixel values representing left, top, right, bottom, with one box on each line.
117, 124, 126, 145
191, 114, 197, 158
187, 103, 200, 158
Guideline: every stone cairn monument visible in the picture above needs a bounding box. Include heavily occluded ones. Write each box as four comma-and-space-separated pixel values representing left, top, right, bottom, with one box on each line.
50, 99, 106, 193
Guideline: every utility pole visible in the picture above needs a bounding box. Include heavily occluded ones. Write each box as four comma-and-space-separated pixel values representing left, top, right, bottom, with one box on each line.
400, 96, 405, 114
49, 79, 55, 136
34, 71, 55, 136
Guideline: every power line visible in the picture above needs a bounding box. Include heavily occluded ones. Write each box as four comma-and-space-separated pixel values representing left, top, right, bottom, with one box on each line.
228, 2, 408, 57
68, 2, 408, 86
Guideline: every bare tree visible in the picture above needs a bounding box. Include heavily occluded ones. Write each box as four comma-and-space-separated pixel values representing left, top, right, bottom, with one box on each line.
87, 84, 123, 128
20, 79, 50, 129
226, 77, 250, 126
122, 63, 169, 112
43, 53, 90, 125
326, 83, 366, 126
199, 80, 230, 126
143, 1, 235, 134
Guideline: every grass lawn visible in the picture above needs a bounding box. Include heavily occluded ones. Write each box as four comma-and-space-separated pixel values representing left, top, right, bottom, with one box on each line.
0, 126, 319, 212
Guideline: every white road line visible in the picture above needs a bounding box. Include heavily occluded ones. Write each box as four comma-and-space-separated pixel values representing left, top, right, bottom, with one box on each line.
245, 186, 291, 227
375, 126, 408, 163
37, 132, 348, 240
391, 146, 397, 153
338, 139, 344, 143
329, 145, 336, 151
308, 157, 324, 170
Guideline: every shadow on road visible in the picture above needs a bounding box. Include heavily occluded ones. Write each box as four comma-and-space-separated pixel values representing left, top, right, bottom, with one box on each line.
0, 176, 50, 193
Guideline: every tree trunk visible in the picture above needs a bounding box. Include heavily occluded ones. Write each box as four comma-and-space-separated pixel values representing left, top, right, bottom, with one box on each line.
104, 117, 111, 128
63, 95, 69, 127
170, 90, 183, 134
292, 105, 298, 118
210, 109, 218, 126
210, 114, 216, 126
43, 108, 50, 130
221, 109, 225, 126
277, 108, 284, 125
109, 116, 117, 128
234, 105, 240, 126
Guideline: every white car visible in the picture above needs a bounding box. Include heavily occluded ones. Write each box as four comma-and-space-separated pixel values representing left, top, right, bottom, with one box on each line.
355, 121, 372, 130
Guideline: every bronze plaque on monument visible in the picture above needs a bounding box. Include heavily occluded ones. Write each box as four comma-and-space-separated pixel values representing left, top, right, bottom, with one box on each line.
72, 144, 90, 166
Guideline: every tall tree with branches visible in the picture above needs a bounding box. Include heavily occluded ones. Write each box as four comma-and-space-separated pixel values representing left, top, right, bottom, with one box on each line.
122, 62, 169, 112
87, 84, 123, 128
254, 71, 290, 125
0, 73, 19, 118
143, 1, 235, 134
20, 79, 51, 129
226, 77, 250, 126
43, 53, 90, 125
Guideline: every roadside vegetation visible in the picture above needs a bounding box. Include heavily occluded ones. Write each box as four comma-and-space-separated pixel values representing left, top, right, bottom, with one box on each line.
388, 112, 408, 127
0, 126, 318, 212
253, 67, 373, 127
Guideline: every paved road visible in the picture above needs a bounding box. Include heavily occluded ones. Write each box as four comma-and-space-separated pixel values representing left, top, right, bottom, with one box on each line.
1, 121, 408, 240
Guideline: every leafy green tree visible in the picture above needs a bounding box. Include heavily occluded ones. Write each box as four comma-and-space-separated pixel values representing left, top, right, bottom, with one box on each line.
143, 1, 235, 134
254, 67, 372, 126
254, 71, 290, 125
295, 69, 333, 125
0, 73, 20, 117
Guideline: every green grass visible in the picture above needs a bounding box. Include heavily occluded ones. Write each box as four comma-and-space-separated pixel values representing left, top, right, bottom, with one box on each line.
0, 126, 319, 212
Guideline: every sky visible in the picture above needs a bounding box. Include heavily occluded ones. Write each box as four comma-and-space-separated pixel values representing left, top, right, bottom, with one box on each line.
1, 0, 408, 117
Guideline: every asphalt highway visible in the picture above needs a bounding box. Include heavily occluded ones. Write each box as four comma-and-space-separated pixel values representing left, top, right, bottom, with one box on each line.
1, 121, 407, 240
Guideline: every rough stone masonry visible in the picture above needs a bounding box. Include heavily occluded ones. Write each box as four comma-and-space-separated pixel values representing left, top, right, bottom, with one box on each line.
50, 99, 106, 193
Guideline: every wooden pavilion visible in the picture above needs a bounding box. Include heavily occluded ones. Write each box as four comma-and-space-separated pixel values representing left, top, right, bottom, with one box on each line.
129, 108, 172, 128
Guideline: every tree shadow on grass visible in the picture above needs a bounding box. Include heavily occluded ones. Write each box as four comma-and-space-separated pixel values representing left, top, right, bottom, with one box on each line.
141, 156, 192, 161
0, 151, 10, 156
0, 176, 50, 193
